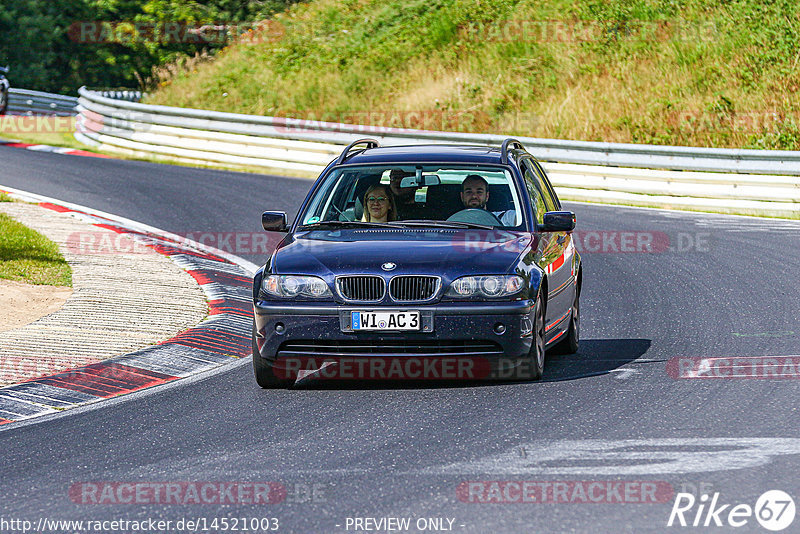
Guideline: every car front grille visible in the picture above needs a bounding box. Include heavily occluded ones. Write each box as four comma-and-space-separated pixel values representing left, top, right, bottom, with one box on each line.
336, 276, 385, 301
389, 276, 439, 302
278, 340, 504, 358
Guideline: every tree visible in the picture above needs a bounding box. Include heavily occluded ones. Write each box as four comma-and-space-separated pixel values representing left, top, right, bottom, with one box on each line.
0, 0, 299, 94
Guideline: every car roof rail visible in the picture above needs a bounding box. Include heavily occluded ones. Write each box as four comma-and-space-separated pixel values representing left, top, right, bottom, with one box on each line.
500, 138, 525, 165
336, 138, 380, 165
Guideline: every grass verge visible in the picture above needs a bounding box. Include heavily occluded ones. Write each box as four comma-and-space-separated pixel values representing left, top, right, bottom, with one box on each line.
146, 0, 800, 151
0, 212, 72, 286
0, 114, 98, 152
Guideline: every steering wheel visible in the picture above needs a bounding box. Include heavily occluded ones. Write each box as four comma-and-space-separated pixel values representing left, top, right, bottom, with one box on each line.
446, 208, 502, 226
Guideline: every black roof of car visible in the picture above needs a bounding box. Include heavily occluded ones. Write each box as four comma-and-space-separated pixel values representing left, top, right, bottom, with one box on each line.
338, 144, 526, 166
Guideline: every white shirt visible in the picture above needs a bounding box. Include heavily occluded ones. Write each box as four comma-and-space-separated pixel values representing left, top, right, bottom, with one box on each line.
492, 210, 517, 226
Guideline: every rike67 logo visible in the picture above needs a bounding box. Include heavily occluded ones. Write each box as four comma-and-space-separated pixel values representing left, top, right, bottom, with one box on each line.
667, 490, 796, 531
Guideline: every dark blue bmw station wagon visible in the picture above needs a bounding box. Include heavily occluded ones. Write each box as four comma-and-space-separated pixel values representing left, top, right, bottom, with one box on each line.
252, 139, 581, 387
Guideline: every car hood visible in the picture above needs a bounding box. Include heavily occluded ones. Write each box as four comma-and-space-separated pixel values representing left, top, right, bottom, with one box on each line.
273, 228, 533, 278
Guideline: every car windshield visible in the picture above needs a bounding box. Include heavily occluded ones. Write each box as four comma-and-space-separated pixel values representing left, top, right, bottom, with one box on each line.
299, 164, 525, 229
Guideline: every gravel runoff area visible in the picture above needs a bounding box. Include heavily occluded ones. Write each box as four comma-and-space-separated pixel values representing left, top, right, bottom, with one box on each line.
0, 202, 208, 387
0, 280, 72, 333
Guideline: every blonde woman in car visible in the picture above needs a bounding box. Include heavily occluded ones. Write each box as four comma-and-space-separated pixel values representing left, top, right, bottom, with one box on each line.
361, 184, 397, 223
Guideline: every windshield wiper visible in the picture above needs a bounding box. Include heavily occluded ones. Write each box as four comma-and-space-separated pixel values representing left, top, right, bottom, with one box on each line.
396, 220, 497, 230
299, 220, 407, 230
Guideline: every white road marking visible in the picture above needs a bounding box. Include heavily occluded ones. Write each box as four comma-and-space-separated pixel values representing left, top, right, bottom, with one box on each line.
421, 438, 800, 476
296, 361, 337, 383
611, 368, 641, 380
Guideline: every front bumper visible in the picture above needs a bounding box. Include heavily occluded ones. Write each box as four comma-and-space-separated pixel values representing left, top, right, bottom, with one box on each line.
253, 300, 536, 380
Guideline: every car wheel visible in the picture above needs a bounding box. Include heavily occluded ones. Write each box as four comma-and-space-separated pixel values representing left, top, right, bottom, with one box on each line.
526, 292, 546, 380
252, 323, 292, 388
553, 288, 580, 355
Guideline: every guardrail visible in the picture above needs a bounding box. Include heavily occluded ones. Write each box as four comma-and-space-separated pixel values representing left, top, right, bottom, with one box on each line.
73, 86, 800, 217
86, 89, 144, 102
8, 88, 78, 116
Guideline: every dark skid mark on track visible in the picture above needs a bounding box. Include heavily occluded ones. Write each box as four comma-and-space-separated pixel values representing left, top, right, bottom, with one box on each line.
542, 338, 654, 381
289, 338, 653, 389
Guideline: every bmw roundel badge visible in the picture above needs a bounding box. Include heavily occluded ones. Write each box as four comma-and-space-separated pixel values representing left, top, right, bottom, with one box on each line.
382, 262, 397, 271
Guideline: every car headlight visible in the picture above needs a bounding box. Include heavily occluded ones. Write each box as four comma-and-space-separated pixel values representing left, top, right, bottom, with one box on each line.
262, 275, 332, 298
446, 275, 523, 298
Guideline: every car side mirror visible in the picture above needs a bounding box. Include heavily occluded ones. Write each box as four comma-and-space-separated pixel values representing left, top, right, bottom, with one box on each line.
538, 211, 575, 232
262, 211, 288, 232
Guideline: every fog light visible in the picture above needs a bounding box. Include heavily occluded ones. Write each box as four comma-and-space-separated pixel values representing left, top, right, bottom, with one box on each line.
494, 323, 506, 335
520, 316, 533, 337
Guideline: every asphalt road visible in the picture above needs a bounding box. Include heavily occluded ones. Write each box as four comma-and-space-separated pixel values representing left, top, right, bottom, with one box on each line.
2, 146, 800, 533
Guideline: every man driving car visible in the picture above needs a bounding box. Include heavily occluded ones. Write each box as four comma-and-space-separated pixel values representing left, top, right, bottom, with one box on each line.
460, 174, 516, 226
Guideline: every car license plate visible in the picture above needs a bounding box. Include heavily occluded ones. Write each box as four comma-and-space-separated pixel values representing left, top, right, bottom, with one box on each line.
351, 311, 420, 331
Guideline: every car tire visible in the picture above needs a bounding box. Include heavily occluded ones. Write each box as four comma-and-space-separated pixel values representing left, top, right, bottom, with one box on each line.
0, 90, 7, 115
553, 287, 580, 355
526, 292, 546, 380
252, 323, 293, 388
